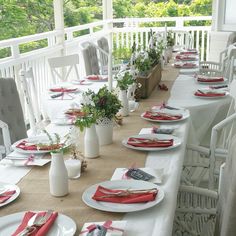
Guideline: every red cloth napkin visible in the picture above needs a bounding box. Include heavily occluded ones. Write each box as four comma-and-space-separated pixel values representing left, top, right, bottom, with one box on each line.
0, 190, 16, 204
194, 91, 226, 97
174, 63, 196, 68
92, 185, 158, 203
197, 76, 224, 82
87, 75, 108, 81
127, 137, 173, 148
12, 211, 58, 236
50, 88, 77, 92
143, 111, 182, 120
16, 140, 62, 151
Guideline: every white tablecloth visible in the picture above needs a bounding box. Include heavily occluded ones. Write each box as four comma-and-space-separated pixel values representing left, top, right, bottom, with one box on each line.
168, 75, 231, 144
124, 120, 189, 236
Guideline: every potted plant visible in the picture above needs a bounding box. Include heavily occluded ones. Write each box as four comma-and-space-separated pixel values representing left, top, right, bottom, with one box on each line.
74, 113, 99, 159
115, 70, 136, 116
133, 41, 162, 98
81, 86, 122, 145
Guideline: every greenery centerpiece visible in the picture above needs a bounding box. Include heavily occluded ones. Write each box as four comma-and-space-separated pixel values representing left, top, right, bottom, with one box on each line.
80, 86, 122, 145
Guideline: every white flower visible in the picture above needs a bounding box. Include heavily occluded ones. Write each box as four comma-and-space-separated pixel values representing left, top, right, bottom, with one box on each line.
81, 93, 95, 107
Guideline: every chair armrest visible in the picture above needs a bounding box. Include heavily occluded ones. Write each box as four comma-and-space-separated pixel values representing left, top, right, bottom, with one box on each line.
187, 144, 210, 155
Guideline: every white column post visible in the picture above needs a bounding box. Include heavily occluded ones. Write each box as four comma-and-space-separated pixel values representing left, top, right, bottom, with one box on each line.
103, 0, 113, 91
53, 0, 65, 55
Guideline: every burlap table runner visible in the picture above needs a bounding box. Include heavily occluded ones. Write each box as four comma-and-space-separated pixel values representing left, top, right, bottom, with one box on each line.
0, 65, 178, 235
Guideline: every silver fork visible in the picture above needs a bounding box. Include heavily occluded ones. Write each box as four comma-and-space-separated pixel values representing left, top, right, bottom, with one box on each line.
17, 210, 53, 236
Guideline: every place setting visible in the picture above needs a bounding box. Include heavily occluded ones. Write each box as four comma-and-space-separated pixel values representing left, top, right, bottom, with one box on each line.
141, 106, 189, 123
52, 108, 85, 125
86, 74, 108, 82
0, 182, 20, 207
0, 209, 76, 236
82, 179, 165, 213
175, 54, 198, 61
48, 86, 80, 100
122, 133, 181, 152
195, 74, 228, 84
194, 88, 229, 98
173, 61, 198, 69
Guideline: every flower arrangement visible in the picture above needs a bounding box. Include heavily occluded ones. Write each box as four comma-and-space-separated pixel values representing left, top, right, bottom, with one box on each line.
115, 70, 136, 91
80, 86, 122, 121
74, 113, 96, 132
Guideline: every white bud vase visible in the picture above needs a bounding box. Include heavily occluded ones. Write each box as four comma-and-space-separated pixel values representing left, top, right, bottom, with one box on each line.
49, 152, 68, 197
84, 124, 99, 158
119, 90, 129, 116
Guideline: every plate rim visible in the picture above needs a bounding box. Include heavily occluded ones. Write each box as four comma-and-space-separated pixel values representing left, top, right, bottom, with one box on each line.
0, 211, 76, 235
140, 110, 189, 123
122, 133, 181, 151
82, 179, 165, 213
0, 182, 20, 207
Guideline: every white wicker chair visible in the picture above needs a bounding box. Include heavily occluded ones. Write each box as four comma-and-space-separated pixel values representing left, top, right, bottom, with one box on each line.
173, 135, 236, 236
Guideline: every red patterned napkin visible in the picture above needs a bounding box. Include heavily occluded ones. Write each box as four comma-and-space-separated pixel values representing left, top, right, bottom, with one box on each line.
194, 91, 226, 97
12, 211, 58, 236
197, 76, 224, 82
92, 185, 158, 203
127, 137, 173, 148
16, 140, 62, 151
143, 111, 182, 120
49, 88, 77, 93
174, 62, 197, 68
0, 190, 16, 204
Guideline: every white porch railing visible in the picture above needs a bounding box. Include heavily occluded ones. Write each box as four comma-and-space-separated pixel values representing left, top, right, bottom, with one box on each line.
0, 16, 212, 121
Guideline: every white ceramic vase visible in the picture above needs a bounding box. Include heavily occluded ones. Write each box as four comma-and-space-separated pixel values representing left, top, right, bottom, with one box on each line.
49, 152, 69, 197
96, 118, 113, 145
119, 89, 129, 117
84, 124, 99, 158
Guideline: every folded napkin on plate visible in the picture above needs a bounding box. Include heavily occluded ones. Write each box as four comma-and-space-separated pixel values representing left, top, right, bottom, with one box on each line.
175, 55, 197, 61
16, 140, 62, 151
49, 88, 77, 93
197, 76, 224, 82
174, 62, 197, 68
127, 137, 173, 148
143, 111, 182, 120
194, 91, 226, 97
87, 75, 108, 81
0, 190, 16, 204
92, 185, 158, 203
12, 211, 58, 236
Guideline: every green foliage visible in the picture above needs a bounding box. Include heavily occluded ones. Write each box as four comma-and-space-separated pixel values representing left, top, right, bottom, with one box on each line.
82, 86, 122, 120
167, 31, 175, 47
116, 71, 135, 90
74, 115, 96, 132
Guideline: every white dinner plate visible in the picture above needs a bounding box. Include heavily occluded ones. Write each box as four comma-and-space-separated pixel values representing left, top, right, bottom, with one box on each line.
141, 108, 189, 123
82, 180, 164, 213
12, 136, 55, 154
194, 89, 229, 99
71, 80, 93, 85
0, 212, 76, 236
122, 133, 181, 151
0, 182, 20, 207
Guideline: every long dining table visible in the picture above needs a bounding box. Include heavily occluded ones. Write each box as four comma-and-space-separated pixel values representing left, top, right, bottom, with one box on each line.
0, 63, 230, 235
